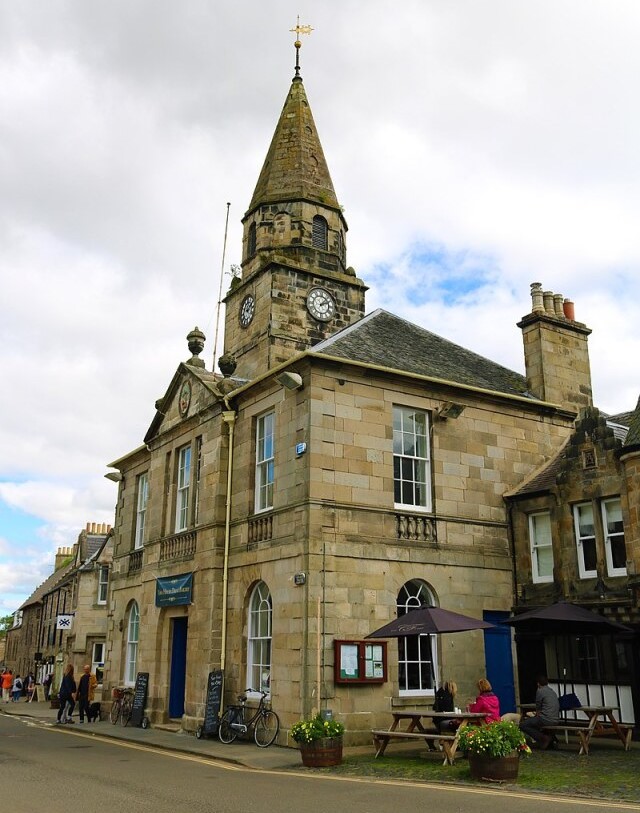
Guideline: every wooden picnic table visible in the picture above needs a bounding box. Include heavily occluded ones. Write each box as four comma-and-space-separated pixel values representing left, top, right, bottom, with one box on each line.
372, 709, 487, 765
519, 704, 632, 755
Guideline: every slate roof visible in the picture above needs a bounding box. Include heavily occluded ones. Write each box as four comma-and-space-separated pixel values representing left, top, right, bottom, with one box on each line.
622, 396, 640, 449
507, 415, 630, 499
18, 561, 75, 611
311, 309, 532, 399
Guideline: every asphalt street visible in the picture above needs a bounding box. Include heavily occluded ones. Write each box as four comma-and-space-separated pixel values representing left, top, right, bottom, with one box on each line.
2, 702, 639, 813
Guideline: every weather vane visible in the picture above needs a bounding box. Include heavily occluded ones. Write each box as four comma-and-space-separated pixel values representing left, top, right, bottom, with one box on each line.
290, 16, 313, 77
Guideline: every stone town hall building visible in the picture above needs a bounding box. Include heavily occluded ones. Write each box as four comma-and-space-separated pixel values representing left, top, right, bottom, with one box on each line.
103, 48, 639, 742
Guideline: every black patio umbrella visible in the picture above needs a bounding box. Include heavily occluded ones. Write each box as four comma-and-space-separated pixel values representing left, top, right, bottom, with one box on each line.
367, 605, 495, 638
504, 600, 632, 634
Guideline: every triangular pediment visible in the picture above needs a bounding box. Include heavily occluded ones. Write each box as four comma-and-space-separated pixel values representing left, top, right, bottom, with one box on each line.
144, 363, 224, 444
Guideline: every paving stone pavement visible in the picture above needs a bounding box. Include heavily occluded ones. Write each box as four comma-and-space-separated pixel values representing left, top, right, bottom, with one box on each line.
0, 699, 310, 771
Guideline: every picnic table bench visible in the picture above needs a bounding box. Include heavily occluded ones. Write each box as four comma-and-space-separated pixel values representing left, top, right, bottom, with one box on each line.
371, 710, 486, 765
520, 704, 632, 755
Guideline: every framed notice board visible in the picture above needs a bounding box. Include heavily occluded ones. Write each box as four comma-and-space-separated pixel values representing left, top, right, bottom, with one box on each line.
334, 640, 387, 684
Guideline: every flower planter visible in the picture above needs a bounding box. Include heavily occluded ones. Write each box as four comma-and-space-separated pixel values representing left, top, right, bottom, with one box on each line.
468, 753, 519, 782
299, 736, 343, 767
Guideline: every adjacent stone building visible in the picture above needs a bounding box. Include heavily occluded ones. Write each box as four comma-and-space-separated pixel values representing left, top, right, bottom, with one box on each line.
103, 51, 595, 743
5, 523, 112, 692
506, 401, 640, 724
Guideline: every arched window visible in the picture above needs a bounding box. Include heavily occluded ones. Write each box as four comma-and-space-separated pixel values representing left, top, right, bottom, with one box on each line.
396, 580, 438, 696
247, 222, 257, 257
247, 582, 272, 695
312, 215, 328, 250
125, 602, 140, 686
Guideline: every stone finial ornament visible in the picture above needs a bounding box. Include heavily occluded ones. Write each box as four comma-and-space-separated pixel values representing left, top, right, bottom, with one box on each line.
186, 326, 206, 368
218, 353, 237, 378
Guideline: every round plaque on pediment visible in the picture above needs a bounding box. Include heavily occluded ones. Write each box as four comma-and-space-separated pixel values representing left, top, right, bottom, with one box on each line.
178, 379, 192, 417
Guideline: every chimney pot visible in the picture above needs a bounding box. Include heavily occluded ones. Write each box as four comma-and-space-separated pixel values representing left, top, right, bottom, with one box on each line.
530, 282, 544, 313
563, 298, 575, 320
553, 293, 564, 318
543, 290, 555, 314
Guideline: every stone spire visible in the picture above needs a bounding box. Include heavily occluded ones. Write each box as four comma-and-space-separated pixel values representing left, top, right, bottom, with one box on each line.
246, 76, 339, 216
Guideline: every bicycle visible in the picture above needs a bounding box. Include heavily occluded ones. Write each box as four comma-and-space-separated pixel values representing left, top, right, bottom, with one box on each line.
218, 689, 279, 747
110, 687, 134, 726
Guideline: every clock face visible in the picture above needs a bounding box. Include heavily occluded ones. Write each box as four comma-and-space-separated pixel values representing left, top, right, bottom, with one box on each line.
307, 287, 336, 322
239, 294, 255, 328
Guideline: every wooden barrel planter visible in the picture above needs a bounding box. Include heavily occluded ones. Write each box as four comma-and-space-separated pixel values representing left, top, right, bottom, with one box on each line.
299, 737, 343, 767
468, 753, 519, 782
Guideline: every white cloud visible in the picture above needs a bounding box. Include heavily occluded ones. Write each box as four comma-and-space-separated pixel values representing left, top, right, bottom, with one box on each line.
1, 0, 639, 610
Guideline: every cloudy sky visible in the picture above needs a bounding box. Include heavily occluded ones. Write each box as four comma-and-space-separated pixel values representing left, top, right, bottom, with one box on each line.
2, 0, 639, 616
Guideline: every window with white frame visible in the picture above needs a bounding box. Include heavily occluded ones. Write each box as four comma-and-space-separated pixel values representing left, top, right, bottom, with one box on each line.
247, 582, 272, 695
529, 511, 554, 583
125, 602, 139, 686
255, 412, 274, 512
135, 472, 148, 549
573, 502, 597, 578
175, 445, 191, 532
97, 565, 109, 604
602, 497, 626, 576
396, 580, 437, 696
193, 437, 202, 526
92, 642, 105, 684
393, 406, 431, 511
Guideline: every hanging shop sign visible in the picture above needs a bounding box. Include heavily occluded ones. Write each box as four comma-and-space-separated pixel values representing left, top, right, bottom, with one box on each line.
155, 572, 193, 607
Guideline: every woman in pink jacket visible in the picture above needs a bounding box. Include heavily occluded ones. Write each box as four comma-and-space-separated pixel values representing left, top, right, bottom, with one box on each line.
468, 678, 500, 722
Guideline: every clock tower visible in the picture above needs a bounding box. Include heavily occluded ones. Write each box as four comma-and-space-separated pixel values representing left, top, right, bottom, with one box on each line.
222, 36, 367, 380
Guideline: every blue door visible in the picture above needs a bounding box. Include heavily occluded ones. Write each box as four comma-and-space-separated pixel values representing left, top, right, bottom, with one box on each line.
169, 617, 188, 719
483, 610, 516, 714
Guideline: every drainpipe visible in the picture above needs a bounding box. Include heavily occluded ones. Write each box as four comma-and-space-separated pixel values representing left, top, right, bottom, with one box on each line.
220, 405, 236, 679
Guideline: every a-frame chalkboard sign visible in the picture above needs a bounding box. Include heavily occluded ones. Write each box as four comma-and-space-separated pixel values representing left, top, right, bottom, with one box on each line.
195, 670, 223, 739
130, 672, 150, 728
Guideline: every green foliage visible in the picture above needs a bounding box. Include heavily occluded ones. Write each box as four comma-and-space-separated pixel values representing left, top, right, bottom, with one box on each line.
290, 714, 345, 744
0, 615, 13, 637
457, 720, 531, 758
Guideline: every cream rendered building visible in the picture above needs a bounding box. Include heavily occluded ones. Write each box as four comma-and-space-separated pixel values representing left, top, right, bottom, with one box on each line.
104, 50, 588, 743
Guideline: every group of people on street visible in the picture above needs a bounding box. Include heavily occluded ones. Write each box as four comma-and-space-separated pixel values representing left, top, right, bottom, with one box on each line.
1, 669, 36, 702
433, 674, 560, 749
56, 663, 98, 724
2, 664, 99, 722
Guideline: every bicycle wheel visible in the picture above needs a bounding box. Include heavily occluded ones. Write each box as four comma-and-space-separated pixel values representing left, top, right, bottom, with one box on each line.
254, 709, 279, 747
120, 696, 132, 727
109, 700, 121, 725
218, 709, 239, 744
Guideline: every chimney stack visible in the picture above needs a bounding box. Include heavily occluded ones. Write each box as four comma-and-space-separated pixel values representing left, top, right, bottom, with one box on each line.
518, 282, 592, 413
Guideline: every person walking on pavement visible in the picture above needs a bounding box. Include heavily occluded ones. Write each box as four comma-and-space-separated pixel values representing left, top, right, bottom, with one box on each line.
12, 674, 23, 702
57, 664, 77, 724
1, 669, 12, 703
77, 664, 97, 723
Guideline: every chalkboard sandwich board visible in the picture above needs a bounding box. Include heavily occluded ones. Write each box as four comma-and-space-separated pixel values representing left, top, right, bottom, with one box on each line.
196, 670, 223, 739
130, 672, 150, 728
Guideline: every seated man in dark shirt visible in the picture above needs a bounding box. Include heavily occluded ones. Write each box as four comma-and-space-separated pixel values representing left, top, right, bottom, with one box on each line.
520, 675, 560, 749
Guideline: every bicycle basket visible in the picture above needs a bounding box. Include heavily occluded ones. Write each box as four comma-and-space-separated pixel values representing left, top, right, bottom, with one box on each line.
112, 687, 125, 700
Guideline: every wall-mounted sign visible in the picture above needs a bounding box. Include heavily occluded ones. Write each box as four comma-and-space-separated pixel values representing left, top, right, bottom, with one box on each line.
334, 640, 387, 684
155, 572, 193, 607
295, 442, 307, 456
56, 614, 74, 630
293, 572, 306, 586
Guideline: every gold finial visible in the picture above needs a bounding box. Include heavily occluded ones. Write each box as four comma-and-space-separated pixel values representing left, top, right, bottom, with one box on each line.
290, 16, 313, 77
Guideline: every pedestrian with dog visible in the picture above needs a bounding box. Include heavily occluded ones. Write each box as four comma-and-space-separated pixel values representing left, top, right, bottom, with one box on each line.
77, 664, 98, 723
